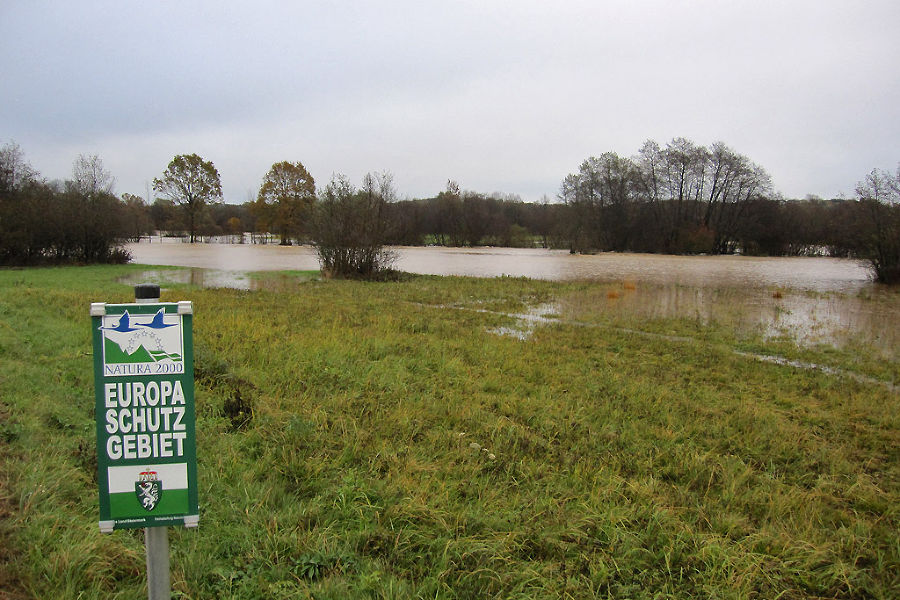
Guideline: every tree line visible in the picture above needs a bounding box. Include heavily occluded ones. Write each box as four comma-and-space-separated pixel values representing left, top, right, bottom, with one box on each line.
0, 144, 147, 265
555, 138, 899, 282
2, 139, 898, 282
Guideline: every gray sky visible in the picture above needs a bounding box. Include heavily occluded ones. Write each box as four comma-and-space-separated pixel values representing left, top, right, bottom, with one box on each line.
2, 1, 898, 203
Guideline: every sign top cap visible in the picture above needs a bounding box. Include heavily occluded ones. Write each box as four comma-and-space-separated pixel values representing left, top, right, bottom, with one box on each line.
134, 284, 161, 300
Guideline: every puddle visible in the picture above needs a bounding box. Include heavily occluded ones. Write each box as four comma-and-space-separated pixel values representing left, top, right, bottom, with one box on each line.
120, 269, 255, 290
561, 283, 899, 359
487, 303, 561, 340
734, 352, 897, 393
431, 300, 898, 393
118, 269, 317, 292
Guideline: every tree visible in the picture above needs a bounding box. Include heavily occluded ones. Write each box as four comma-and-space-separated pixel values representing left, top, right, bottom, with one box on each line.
558, 153, 635, 252
855, 165, 900, 283
0, 145, 140, 265
72, 153, 115, 198
559, 162, 601, 253
434, 182, 466, 246
253, 160, 315, 244
634, 140, 669, 250
62, 154, 125, 262
1, 147, 129, 264
226, 216, 243, 242
311, 172, 396, 278
153, 153, 222, 242
0, 140, 37, 194
702, 143, 772, 254
562, 138, 775, 255
149, 198, 183, 233
120, 193, 154, 241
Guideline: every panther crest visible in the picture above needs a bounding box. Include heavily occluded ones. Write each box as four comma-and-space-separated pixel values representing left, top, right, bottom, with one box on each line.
135, 470, 162, 511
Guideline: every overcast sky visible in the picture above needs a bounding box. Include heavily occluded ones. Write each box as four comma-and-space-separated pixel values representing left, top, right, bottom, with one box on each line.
2, 1, 898, 203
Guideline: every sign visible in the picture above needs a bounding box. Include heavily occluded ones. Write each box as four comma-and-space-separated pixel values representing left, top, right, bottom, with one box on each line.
91, 301, 199, 532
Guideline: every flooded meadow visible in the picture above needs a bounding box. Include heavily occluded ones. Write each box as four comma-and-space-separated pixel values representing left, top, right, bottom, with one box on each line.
125, 240, 899, 359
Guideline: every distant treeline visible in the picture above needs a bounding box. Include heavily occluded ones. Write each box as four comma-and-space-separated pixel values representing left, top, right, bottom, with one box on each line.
553, 138, 894, 259
148, 185, 875, 257
0, 146, 146, 265
3, 139, 898, 282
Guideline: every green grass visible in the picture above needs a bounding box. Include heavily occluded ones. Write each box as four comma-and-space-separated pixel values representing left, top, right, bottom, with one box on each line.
0, 265, 897, 598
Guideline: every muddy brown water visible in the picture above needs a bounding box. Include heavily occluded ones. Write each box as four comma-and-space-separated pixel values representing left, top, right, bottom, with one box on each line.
125, 240, 898, 356
128, 241, 868, 290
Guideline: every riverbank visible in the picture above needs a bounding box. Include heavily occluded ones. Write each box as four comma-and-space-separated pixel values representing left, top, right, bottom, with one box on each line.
1, 265, 897, 598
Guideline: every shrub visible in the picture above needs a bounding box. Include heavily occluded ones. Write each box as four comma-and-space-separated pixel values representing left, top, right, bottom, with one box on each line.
311, 172, 396, 279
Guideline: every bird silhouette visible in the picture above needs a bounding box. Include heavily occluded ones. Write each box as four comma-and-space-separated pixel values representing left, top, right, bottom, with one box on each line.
100, 311, 139, 332
136, 308, 177, 330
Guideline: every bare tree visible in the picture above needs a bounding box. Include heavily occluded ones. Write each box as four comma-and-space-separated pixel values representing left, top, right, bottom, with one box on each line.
0, 141, 37, 193
558, 153, 636, 252
64, 154, 124, 261
312, 172, 396, 278
703, 143, 772, 254
72, 153, 115, 197
563, 138, 776, 254
855, 165, 900, 283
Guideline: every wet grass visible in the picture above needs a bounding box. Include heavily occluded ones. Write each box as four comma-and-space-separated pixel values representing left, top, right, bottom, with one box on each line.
0, 265, 897, 598
560, 282, 900, 386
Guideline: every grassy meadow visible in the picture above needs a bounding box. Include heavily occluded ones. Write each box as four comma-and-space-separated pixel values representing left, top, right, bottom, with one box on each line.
0, 265, 897, 599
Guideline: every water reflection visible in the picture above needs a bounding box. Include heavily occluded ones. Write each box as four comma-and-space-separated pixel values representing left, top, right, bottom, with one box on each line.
120, 268, 254, 290
118, 267, 323, 292
126, 239, 320, 272
561, 283, 899, 357
123, 241, 896, 355
487, 302, 562, 340
126, 241, 871, 291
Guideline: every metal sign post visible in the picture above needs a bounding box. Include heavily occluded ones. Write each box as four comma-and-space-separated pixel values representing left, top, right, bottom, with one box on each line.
91, 284, 199, 599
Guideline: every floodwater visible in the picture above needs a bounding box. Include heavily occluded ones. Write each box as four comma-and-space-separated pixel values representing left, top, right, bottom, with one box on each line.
124, 239, 899, 356
127, 240, 870, 290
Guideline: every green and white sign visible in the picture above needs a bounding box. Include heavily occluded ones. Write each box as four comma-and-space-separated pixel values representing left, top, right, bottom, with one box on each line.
91, 301, 199, 532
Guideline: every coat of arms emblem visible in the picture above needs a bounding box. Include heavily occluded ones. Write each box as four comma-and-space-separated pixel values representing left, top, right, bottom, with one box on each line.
135, 470, 162, 511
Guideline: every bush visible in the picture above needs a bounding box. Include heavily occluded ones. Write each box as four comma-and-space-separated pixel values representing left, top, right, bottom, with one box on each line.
855, 167, 900, 284
311, 173, 396, 279
0, 144, 134, 265
862, 201, 900, 284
